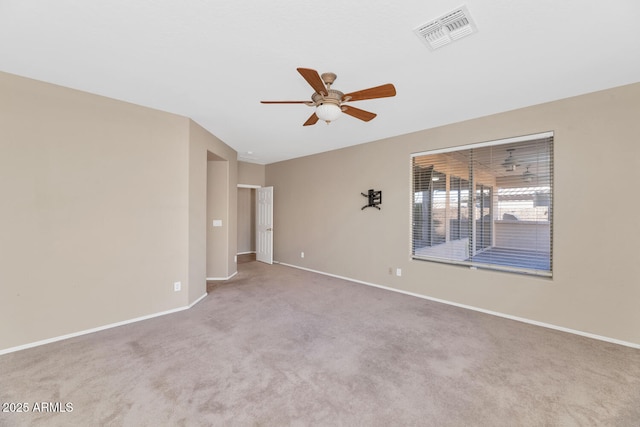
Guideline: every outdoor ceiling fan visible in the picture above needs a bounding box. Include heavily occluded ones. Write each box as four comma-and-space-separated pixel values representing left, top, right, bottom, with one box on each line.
502, 149, 521, 172
261, 67, 396, 126
522, 166, 535, 183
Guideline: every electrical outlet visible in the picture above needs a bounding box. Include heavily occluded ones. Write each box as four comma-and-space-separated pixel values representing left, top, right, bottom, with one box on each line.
396, 268, 402, 277
301, 252, 305, 258
173, 281, 181, 292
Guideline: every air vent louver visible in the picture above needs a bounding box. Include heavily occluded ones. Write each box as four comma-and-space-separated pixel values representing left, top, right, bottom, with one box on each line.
414, 5, 477, 50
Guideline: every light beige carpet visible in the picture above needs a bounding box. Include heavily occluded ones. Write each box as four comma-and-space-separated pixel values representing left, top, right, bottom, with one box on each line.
2, 261, 640, 426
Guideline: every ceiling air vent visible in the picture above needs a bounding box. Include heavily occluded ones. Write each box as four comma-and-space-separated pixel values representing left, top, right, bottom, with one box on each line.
414, 5, 477, 50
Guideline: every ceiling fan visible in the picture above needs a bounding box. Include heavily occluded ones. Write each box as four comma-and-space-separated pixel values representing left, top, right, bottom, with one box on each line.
261, 68, 396, 126
502, 148, 521, 172
522, 166, 535, 183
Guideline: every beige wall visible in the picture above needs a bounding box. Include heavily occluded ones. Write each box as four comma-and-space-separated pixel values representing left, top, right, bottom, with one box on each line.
238, 161, 265, 186
206, 160, 230, 278
0, 72, 237, 352
266, 82, 640, 345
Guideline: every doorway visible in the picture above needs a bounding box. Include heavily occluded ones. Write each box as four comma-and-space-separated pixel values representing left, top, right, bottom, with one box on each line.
236, 185, 273, 265
237, 186, 257, 262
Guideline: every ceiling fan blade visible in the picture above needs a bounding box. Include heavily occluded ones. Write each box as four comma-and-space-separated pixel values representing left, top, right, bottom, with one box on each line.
343, 83, 396, 102
297, 68, 327, 96
261, 101, 309, 104
303, 113, 319, 126
342, 105, 377, 122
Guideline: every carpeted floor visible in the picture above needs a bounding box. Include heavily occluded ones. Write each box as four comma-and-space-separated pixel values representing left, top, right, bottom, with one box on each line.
2, 261, 640, 426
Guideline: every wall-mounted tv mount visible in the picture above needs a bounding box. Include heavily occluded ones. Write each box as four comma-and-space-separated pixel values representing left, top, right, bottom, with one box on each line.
361, 189, 382, 210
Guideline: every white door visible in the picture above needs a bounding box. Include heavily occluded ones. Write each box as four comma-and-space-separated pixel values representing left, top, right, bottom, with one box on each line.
256, 186, 274, 264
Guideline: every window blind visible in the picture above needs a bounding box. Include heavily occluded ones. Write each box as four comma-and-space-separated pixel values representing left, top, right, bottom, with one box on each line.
411, 132, 553, 277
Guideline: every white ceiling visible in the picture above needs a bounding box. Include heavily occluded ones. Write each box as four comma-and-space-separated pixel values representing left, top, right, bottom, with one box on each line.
1, 1, 639, 164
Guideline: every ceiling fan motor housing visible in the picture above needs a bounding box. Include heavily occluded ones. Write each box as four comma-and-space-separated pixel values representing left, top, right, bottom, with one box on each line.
312, 89, 344, 106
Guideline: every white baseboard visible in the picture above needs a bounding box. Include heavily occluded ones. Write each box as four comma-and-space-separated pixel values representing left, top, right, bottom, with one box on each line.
0, 293, 208, 356
206, 270, 238, 281
277, 262, 640, 350
190, 292, 208, 308
237, 251, 256, 255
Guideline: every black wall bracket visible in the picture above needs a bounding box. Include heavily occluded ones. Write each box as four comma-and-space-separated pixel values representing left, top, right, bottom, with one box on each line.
361, 189, 382, 210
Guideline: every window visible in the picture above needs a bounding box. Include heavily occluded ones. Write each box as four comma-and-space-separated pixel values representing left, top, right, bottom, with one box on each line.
411, 132, 553, 276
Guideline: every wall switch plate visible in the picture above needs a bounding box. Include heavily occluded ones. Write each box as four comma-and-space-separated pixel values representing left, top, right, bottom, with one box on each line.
301, 252, 304, 258
396, 268, 402, 277
173, 281, 181, 292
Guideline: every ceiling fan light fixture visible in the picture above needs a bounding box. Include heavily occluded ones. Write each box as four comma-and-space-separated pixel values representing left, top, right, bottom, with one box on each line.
315, 103, 342, 123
